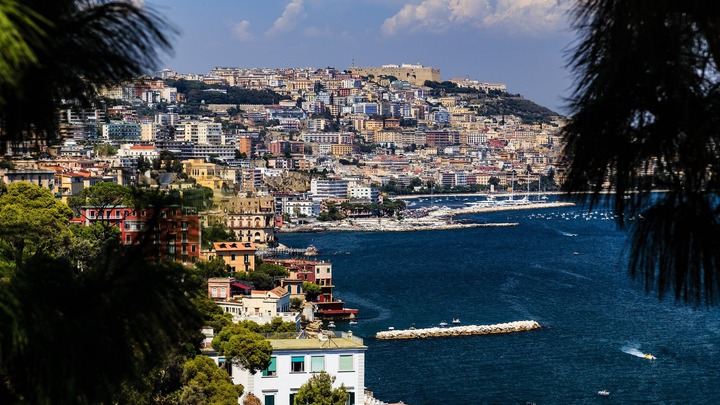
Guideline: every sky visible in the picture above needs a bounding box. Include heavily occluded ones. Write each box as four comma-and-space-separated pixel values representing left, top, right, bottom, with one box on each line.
146, 0, 577, 114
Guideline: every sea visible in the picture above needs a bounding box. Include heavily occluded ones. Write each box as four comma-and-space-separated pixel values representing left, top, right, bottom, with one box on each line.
279, 195, 720, 404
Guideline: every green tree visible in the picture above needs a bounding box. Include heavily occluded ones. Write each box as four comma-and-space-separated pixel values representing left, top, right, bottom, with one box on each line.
0, 253, 204, 404
561, 0, 720, 304
212, 323, 272, 375
202, 223, 236, 249
178, 355, 243, 405
195, 257, 230, 279
294, 371, 348, 405
246, 270, 274, 290
256, 262, 289, 278
0, 182, 73, 267
68, 181, 132, 215
192, 293, 233, 333
302, 281, 321, 301
290, 297, 304, 311
0, 0, 173, 151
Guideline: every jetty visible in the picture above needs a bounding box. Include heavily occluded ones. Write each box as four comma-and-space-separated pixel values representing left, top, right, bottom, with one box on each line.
375, 320, 541, 340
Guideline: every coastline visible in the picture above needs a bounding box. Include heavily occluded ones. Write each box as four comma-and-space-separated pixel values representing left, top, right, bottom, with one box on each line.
280, 201, 574, 233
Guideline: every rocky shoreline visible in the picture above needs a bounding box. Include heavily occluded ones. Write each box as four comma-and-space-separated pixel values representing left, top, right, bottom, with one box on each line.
375, 320, 542, 340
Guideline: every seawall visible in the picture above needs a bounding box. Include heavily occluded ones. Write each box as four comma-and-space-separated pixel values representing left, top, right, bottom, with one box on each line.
375, 320, 541, 340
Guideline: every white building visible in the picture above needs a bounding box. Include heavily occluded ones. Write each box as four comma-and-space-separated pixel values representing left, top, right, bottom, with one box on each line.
232, 333, 367, 405
348, 185, 379, 203
241, 287, 291, 317
283, 200, 315, 218
310, 178, 349, 199
177, 121, 223, 145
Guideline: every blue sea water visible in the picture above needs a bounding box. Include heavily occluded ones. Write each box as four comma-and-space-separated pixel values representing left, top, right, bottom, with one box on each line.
279, 199, 720, 404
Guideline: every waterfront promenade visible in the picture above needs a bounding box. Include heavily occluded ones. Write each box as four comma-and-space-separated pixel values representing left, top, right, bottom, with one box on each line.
280, 201, 574, 233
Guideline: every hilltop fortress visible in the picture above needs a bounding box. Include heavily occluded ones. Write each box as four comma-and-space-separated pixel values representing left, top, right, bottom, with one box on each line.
349, 63, 441, 86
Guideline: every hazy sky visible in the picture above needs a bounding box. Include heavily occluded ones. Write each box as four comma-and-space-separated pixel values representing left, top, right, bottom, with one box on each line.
147, 0, 576, 113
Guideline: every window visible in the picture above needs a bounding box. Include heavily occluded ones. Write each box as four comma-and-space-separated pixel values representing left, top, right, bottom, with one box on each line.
316, 268, 320, 274
231, 254, 236, 261
115, 211, 121, 219
339, 355, 353, 372
212, 287, 218, 298
263, 357, 276, 377
125, 235, 131, 244
289, 394, 296, 405
311, 356, 324, 372
89, 211, 95, 218
264, 395, 275, 405
291, 356, 305, 372
346, 392, 355, 405
191, 245, 196, 252
220, 287, 226, 297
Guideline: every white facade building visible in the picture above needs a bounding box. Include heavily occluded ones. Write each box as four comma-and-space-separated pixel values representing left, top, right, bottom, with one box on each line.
348, 185, 379, 202
177, 121, 223, 145
310, 178, 349, 199
232, 334, 367, 405
283, 200, 314, 218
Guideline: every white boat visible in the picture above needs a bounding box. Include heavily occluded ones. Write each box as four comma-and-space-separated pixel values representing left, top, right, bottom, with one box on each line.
327, 321, 336, 328
452, 318, 461, 324
598, 390, 610, 397
439, 321, 448, 327
388, 326, 395, 330
349, 320, 358, 325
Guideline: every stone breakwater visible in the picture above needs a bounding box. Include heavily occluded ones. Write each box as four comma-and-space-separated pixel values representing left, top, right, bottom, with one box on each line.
375, 320, 541, 340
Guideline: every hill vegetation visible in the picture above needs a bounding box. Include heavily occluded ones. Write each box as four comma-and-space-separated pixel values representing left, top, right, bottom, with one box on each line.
165, 79, 285, 105
424, 80, 562, 124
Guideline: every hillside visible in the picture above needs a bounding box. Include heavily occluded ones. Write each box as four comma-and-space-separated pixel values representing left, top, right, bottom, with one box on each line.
424, 80, 562, 124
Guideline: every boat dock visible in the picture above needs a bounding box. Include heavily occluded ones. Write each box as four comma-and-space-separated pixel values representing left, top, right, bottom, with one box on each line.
375, 320, 541, 340
257, 246, 317, 257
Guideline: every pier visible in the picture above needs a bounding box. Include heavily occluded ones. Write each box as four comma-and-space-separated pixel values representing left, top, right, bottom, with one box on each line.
375, 320, 541, 340
257, 246, 318, 257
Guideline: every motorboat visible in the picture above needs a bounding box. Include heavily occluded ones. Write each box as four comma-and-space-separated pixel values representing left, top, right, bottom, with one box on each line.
439, 321, 448, 327
643, 353, 656, 360
452, 318, 461, 324
349, 320, 358, 325
598, 390, 610, 397
327, 321, 336, 328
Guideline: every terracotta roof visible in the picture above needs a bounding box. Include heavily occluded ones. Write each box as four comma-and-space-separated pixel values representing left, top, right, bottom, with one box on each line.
213, 241, 256, 251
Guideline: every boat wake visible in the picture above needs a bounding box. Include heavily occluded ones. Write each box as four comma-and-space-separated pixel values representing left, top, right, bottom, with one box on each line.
338, 292, 392, 322
622, 343, 654, 359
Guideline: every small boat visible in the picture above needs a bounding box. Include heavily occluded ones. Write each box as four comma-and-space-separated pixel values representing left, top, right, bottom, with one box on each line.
327, 321, 336, 328
388, 326, 395, 331
643, 353, 656, 360
598, 390, 610, 397
439, 321, 448, 327
349, 320, 358, 325
452, 318, 461, 324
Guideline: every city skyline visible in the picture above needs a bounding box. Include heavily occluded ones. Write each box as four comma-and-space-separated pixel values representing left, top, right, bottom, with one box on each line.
148, 0, 575, 113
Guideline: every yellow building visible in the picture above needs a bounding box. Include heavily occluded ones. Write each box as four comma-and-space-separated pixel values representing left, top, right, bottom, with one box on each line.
330, 144, 352, 157
211, 241, 256, 273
